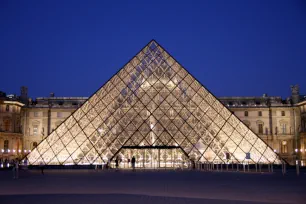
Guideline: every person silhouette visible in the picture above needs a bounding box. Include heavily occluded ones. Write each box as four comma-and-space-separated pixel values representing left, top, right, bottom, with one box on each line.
115, 157, 119, 170
131, 156, 136, 171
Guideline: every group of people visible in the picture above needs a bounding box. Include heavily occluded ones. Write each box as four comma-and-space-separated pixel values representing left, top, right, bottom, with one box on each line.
107, 156, 136, 170
0, 158, 29, 179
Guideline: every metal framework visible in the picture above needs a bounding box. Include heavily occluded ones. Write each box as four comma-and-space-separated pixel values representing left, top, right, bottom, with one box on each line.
26, 40, 281, 166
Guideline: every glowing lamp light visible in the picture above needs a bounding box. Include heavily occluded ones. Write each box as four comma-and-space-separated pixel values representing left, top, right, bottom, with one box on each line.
29, 150, 31, 152
295, 149, 298, 153
1, 149, 3, 153
24, 150, 27, 153
13, 149, 16, 153
273, 149, 277, 152
300, 149, 303, 152
18, 149, 21, 153
8, 149, 10, 153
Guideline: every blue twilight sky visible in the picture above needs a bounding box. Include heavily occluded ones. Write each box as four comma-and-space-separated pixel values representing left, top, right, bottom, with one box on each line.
1, 0, 306, 99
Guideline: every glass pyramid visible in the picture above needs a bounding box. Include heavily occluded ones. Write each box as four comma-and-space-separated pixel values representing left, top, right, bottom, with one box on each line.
27, 40, 281, 166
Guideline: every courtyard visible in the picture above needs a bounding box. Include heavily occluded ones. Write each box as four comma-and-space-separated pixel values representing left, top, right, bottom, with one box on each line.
0, 168, 305, 204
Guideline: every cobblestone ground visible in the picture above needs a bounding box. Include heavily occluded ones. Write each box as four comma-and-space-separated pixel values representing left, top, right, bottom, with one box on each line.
0, 168, 305, 204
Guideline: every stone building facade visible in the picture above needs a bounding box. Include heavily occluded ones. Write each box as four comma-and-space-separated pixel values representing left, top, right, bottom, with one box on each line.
0, 86, 305, 165
0, 90, 24, 160
219, 96, 301, 165
21, 96, 87, 152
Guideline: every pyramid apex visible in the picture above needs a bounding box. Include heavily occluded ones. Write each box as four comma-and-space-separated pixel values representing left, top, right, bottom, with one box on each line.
147, 39, 160, 52
149, 39, 158, 43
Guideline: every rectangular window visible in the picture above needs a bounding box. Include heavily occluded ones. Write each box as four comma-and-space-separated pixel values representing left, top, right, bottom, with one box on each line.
281, 124, 286, 134
258, 111, 262, 116
33, 126, 38, 136
244, 111, 248, 117
281, 111, 285, 116
6, 105, 9, 112
4, 140, 9, 153
34, 112, 39, 117
258, 124, 263, 134
281, 141, 288, 153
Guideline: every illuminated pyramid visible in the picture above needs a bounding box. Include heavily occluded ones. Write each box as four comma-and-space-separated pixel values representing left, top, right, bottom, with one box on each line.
27, 40, 281, 166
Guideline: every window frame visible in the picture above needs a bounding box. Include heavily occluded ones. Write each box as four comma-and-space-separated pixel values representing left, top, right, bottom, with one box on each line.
258, 123, 263, 134
4, 140, 9, 153
281, 140, 288, 153
33, 125, 38, 136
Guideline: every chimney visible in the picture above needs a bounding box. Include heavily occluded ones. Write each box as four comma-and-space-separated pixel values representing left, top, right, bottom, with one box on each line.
290, 85, 300, 104
20, 86, 28, 104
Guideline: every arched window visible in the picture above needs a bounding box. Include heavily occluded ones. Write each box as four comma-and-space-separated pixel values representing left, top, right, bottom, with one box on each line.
4, 140, 9, 153
32, 142, 38, 149
244, 111, 248, 117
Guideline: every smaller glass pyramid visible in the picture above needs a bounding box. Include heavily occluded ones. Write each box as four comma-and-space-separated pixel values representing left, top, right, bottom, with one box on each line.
26, 40, 281, 166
